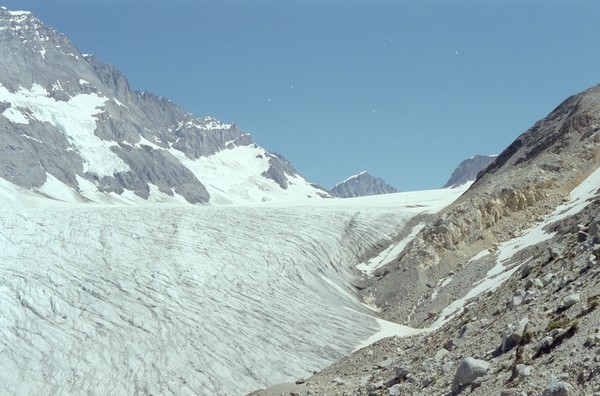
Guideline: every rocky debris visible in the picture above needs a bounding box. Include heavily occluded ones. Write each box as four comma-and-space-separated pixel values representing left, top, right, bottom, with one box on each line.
451, 357, 490, 393
252, 200, 600, 396
252, 83, 600, 395
362, 83, 600, 328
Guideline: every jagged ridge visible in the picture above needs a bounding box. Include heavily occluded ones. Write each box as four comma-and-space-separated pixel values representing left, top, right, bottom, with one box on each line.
0, 7, 327, 205
330, 171, 398, 198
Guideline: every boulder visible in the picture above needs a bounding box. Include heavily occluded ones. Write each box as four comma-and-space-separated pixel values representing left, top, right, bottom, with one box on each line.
542, 375, 574, 396
452, 357, 490, 393
514, 364, 532, 378
510, 289, 526, 308
561, 293, 580, 309
501, 317, 529, 352
435, 348, 450, 362
589, 218, 600, 244
394, 366, 411, 382
525, 278, 543, 290
541, 273, 554, 286
388, 384, 402, 396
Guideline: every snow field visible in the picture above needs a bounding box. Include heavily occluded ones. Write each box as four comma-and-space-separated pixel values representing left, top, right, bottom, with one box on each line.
0, 199, 427, 394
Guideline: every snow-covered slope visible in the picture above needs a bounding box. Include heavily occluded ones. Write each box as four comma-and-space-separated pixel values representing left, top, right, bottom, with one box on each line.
0, 186, 466, 395
0, 7, 328, 205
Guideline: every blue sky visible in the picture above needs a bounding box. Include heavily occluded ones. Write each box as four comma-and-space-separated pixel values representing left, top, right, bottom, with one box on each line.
4, 0, 600, 191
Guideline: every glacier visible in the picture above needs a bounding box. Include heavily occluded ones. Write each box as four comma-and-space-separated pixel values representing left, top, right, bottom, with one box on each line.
0, 187, 466, 394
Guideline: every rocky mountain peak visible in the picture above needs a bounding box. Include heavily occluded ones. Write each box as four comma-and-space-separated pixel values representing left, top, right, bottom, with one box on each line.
330, 171, 398, 198
443, 154, 497, 188
0, 7, 328, 205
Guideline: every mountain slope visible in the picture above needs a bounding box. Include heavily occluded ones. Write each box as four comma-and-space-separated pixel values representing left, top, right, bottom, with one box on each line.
370, 83, 600, 327
252, 84, 600, 395
330, 171, 398, 198
443, 154, 497, 188
0, 7, 327, 205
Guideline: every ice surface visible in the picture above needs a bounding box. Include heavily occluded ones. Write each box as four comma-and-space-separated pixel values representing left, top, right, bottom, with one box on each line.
0, 186, 465, 394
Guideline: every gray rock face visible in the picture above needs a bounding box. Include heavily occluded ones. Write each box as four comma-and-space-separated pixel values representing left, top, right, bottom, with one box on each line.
0, 7, 315, 204
451, 357, 490, 393
330, 171, 398, 198
443, 155, 497, 188
260, 152, 298, 190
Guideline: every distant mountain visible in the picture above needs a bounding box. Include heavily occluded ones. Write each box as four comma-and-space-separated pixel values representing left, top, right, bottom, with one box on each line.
330, 171, 398, 198
0, 7, 329, 205
442, 154, 497, 188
